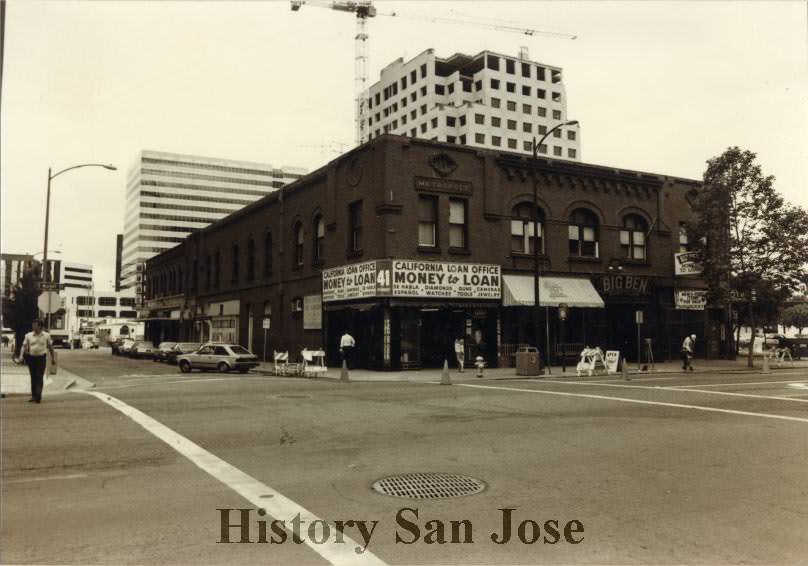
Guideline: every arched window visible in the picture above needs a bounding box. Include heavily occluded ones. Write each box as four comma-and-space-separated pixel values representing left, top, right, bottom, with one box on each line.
246, 238, 255, 281
232, 242, 240, 282
568, 208, 599, 257
294, 223, 304, 267
510, 202, 544, 254
620, 214, 648, 260
313, 214, 325, 262
264, 231, 273, 276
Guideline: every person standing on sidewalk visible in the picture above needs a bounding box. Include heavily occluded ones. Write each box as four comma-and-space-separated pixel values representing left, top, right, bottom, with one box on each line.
19, 319, 55, 403
454, 336, 466, 372
339, 331, 356, 369
681, 333, 696, 372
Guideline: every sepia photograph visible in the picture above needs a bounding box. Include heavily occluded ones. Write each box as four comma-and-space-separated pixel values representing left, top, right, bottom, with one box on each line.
1, 0, 807, 564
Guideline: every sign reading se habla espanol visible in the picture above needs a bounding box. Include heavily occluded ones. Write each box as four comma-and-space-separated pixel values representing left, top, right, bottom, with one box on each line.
322, 260, 501, 302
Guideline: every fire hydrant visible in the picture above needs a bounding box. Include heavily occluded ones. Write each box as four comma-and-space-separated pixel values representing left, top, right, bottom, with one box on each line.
474, 356, 486, 377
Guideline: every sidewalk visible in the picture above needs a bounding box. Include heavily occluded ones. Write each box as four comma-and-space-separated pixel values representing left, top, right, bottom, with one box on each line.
0, 349, 89, 395
251, 356, 808, 382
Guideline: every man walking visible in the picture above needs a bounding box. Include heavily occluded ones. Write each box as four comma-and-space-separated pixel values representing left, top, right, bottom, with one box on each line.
340, 331, 356, 369
681, 333, 696, 372
19, 319, 55, 403
454, 336, 466, 372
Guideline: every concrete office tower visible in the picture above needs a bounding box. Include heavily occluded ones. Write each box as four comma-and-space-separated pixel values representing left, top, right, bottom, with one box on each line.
121, 150, 306, 290
61, 261, 93, 290
359, 48, 581, 160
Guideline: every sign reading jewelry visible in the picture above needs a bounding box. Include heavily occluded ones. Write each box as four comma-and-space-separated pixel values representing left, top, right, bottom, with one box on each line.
322, 260, 501, 302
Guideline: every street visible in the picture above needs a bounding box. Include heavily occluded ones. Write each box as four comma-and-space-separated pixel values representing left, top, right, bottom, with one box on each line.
2, 349, 808, 564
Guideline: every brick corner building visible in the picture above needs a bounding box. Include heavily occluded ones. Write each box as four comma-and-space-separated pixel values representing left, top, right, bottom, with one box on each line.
144, 135, 719, 370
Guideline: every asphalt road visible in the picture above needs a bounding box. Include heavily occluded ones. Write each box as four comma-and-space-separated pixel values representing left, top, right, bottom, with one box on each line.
3, 349, 808, 564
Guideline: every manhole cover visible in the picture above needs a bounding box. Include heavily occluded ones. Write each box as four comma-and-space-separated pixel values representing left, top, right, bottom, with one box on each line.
372, 473, 485, 499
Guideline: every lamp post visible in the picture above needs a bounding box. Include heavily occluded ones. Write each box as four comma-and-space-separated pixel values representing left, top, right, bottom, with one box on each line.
42, 163, 116, 329
532, 120, 578, 374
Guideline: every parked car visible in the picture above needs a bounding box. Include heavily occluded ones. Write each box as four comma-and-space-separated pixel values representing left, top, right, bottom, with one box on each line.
177, 343, 259, 374
130, 340, 155, 359
167, 342, 202, 365
153, 341, 177, 362
118, 338, 136, 356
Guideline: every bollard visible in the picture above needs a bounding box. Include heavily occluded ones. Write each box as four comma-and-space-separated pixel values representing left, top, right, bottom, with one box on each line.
340, 359, 350, 382
761, 350, 770, 374
475, 356, 485, 378
440, 359, 451, 385
622, 358, 631, 381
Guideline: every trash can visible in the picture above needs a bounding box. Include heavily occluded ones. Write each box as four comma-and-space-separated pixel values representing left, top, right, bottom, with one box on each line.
515, 346, 542, 375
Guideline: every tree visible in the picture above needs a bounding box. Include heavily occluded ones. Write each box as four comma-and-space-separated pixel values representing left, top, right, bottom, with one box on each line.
1, 267, 40, 357
782, 303, 808, 335
688, 147, 808, 366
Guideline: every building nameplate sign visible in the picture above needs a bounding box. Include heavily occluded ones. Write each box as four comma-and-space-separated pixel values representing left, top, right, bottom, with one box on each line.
674, 252, 704, 276
594, 274, 653, 297
414, 176, 473, 196
675, 289, 707, 310
322, 259, 500, 302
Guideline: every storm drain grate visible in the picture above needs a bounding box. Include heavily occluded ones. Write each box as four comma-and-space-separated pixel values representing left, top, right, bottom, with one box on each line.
372, 473, 485, 499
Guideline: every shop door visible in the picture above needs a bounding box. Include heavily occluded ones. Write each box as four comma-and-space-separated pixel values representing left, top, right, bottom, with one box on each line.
400, 314, 421, 368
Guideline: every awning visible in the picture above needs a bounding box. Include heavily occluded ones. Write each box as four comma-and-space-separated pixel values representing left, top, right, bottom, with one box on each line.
502, 275, 605, 308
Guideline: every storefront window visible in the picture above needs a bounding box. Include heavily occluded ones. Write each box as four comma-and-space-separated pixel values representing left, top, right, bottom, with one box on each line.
568, 208, 599, 257
510, 202, 543, 254
449, 199, 467, 249
620, 214, 648, 260
418, 196, 438, 247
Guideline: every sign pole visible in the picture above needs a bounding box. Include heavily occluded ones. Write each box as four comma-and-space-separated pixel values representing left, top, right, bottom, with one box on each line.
635, 310, 644, 371
263, 328, 267, 362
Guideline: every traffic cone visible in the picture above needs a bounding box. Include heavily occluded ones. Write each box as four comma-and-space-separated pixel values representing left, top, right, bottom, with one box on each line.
440, 359, 451, 385
340, 359, 350, 382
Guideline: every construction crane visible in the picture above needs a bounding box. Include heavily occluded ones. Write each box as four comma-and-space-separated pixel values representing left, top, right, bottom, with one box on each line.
290, 0, 576, 145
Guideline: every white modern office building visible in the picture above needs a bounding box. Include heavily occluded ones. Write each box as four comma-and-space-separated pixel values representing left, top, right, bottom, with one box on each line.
61, 261, 93, 290
359, 48, 581, 160
121, 150, 306, 291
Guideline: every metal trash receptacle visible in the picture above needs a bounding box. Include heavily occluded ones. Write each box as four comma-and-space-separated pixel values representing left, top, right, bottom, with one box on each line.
515, 346, 542, 375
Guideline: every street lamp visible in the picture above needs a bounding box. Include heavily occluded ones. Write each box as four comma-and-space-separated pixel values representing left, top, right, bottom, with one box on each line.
42, 163, 116, 329
532, 120, 579, 374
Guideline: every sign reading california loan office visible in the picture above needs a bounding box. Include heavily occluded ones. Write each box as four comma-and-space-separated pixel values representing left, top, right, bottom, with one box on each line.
322, 259, 501, 302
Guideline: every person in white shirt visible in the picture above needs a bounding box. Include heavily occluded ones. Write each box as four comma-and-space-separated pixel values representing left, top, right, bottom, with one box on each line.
19, 319, 55, 403
454, 337, 466, 372
339, 331, 356, 369
681, 334, 696, 372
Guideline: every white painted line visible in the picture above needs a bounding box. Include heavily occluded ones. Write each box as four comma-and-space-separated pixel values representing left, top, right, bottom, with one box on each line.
541, 379, 808, 404
6, 473, 88, 484
458, 383, 808, 424
80, 391, 385, 566
667, 379, 808, 388
786, 383, 808, 390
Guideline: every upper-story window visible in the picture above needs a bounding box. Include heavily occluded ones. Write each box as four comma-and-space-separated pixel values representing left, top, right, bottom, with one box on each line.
568, 208, 599, 258
294, 223, 304, 267
264, 231, 273, 276
349, 201, 362, 253
214, 250, 221, 289
511, 202, 544, 254
620, 215, 648, 260
449, 199, 467, 249
418, 195, 438, 248
246, 238, 255, 281
678, 223, 690, 252
314, 214, 325, 262
231, 243, 240, 283
205, 254, 211, 289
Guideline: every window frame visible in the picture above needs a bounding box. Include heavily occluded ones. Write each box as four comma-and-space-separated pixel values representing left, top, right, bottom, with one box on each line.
620, 214, 649, 261
568, 209, 599, 258
510, 202, 544, 255
448, 198, 468, 250
418, 195, 439, 248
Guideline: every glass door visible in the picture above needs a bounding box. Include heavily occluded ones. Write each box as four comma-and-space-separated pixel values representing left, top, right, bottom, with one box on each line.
400, 314, 421, 369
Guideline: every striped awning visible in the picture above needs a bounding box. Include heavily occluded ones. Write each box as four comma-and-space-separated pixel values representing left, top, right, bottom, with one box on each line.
502, 275, 605, 308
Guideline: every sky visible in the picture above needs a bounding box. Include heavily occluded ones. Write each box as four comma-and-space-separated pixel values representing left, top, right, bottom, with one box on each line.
2, 0, 807, 290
